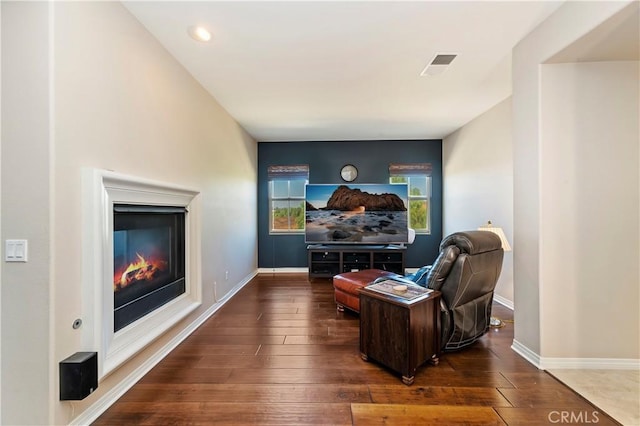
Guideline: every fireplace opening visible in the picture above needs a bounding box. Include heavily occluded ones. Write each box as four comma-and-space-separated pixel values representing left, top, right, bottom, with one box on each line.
113, 204, 186, 332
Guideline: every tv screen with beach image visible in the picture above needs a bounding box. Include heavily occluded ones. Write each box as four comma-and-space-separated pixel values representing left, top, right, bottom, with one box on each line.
305, 183, 409, 244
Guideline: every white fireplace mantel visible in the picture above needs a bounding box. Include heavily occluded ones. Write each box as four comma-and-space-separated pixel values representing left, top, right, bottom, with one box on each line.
82, 169, 202, 378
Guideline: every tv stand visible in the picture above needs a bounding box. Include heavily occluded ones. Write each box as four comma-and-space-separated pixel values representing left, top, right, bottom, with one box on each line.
307, 244, 406, 280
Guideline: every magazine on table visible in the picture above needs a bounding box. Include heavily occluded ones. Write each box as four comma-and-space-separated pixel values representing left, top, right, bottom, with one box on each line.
365, 279, 433, 301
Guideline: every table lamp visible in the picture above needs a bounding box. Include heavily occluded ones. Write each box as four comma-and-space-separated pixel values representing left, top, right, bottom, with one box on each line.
478, 220, 511, 252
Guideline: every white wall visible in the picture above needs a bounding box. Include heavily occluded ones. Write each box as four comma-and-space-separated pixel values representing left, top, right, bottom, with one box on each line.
1, 3, 53, 424
2, 2, 258, 424
0, 2, 4, 420
540, 61, 639, 359
443, 97, 514, 305
512, 0, 637, 363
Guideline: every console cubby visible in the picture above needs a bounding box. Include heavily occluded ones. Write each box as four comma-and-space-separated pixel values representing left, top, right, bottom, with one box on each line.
307, 244, 406, 279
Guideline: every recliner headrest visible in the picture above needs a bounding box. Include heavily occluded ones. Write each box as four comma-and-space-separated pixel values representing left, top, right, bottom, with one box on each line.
440, 230, 502, 255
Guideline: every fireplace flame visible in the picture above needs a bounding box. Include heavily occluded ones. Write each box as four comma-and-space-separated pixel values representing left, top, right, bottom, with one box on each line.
114, 253, 166, 290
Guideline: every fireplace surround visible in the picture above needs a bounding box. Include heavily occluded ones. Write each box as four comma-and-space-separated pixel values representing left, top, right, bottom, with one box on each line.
83, 169, 201, 377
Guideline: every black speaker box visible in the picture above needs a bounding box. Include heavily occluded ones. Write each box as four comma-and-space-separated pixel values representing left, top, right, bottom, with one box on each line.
59, 351, 98, 400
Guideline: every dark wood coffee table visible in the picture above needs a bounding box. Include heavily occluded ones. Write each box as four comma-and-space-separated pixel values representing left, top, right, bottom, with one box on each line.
359, 282, 441, 385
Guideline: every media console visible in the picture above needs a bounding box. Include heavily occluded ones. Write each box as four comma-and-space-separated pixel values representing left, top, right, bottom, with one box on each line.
307, 244, 406, 279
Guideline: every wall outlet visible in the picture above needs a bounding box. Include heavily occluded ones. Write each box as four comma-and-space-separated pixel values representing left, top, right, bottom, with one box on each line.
225, 271, 229, 280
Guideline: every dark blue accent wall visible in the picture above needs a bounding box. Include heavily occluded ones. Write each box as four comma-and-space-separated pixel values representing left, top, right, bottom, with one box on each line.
257, 140, 443, 269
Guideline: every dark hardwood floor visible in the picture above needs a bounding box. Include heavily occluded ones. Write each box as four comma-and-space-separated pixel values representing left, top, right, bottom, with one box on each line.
93, 273, 620, 425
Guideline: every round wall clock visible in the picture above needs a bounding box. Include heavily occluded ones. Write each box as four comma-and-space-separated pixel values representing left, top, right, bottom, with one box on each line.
340, 164, 358, 182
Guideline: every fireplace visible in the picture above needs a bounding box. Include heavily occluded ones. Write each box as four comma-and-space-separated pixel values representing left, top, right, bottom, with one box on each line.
83, 169, 201, 377
113, 205, 186, 332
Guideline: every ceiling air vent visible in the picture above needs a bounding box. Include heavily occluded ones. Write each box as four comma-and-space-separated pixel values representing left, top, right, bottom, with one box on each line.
420, 53, 457, 76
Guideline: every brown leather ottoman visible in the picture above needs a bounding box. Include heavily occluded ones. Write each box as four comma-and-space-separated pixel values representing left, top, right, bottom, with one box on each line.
333, 269, 401, 313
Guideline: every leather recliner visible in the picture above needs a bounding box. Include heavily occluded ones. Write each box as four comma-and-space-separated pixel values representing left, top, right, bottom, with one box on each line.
418, 230, 504, 351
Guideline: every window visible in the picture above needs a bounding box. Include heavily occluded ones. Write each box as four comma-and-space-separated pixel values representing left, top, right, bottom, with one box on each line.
389, 163, 432, 234
268, 165, 309, 234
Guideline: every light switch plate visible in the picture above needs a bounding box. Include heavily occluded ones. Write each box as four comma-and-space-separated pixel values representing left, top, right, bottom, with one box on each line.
5, 239, 28, 262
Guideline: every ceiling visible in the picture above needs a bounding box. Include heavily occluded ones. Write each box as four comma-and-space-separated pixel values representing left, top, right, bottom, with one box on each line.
547, 1, 639, 64
123, 1, 568, 142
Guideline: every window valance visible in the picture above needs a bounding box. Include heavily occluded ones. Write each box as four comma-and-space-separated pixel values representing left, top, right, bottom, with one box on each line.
267, 164, 310, 179
388, 163, 432, 176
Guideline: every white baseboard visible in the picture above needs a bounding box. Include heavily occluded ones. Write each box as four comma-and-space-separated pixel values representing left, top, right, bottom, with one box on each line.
511, 339, 640, 370
493, 294, 514, 310
71, 270, 258, 426
257, 267, 308, 274
511, 339, 543, 369
541, 357, 640, 370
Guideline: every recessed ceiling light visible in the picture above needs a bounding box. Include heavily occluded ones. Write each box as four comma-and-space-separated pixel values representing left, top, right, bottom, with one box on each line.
187, 26, 212, 43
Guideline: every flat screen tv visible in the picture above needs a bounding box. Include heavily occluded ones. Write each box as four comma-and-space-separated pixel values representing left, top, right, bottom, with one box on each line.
305, 183, 409, 244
